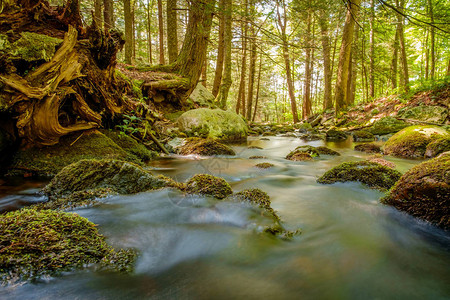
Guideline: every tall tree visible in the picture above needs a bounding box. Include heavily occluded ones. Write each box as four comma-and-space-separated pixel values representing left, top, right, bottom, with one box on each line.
276, 0, 299, 123
334, 0, 361, 114
390, 29, 399, 89
246, 0, 257, 120
319, 9, 332, 110
157, 0, 165, 64
302, 6, 312, 119
216, 0, 232, 109
427, 0, 435, 79
167, 0, 178, 63
369, 0, 375, 98
94, 0, 102, 24
147, 0, 153, 64
395, 0, 409, 92
236, 0, 248, 116
103, 0, 114, 30
124, 0, 133, 64
212, 0, 225, 97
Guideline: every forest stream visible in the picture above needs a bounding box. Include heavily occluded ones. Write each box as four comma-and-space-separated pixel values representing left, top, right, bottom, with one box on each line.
1, 136, 450, 299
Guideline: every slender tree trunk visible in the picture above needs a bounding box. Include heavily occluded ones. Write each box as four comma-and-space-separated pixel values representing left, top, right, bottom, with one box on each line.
212, 0, 225, 97
246, 3, 257, 121
428, 0, 435, 79
252, 54, 262, 122
347, 26, 359, 106
447, 58, 450, 76
202, 56, 207, 87
425, 30, 429, 79
132, 2, 136, 61
369, 0, 375, 98
216, 0, 232, 109
147, 0, 153, 64
157, 0, 165, 64
277, 0, 299, 123
395, 0, 409, 92
334, 0, 361, 114
103, 0, 114, 30
167, 0, 178, 63
391, 29, 399, 89
319, 11, 332, 111
302, 8, 312, 119
236, 0, 248, 116
94, 0, 102, 24
124, 0, 133, 64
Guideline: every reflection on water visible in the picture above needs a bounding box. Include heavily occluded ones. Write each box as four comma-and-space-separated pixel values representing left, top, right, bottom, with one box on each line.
2, 136, 450, 300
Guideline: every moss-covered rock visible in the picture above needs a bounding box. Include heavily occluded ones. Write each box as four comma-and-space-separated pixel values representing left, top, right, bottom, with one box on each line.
9, 130, 146, 177
286, 151, 313, 161
177, 108, 247, 141
248, 145, 263, 149
317, 161, 402, 191
397, 106, 448, 124
352, 130, 375, 142
366, 154, 396, 169
381, 152, 450, 230
315, 146, 341, 156
354, 143, 382, 153
384, 125, 449, 158
185, 174, 233, 199
368, 117, 408, 135
8, 32, 63, 62
249, 155, 267, 159
255, 162, 274, 169
326, 129, 348, 141
43, 159, 166, 198
292, 146, 320, 157
295, 122, 312, 133
186, 83, 216, 108
178, 138, 235, 156
425, 136, 450, 158
230, 189, 279, 220
300, 133, 325, 141
0, 209, 136, 281
102, 130, 158, 161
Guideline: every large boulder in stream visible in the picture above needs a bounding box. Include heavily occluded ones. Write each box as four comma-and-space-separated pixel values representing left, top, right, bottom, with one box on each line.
43, 159, 167, 198
178, 138, 235, 156
177, 108, 247, 141
185, 174, 233, 199
0, 208, 136, 280
9, 130, 157, 177
317, 161, 402, 191
384, 125, 449, 158
368, 117, 409, 136
382, 152, 450, 230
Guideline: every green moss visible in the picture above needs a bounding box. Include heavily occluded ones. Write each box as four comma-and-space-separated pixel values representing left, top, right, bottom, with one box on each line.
381, 152, 450, 230
286, 151, 313, 161
9, 32, 62, 62
255, 162, 274, 169
315, 146, 341, 156
179, 138, 235, 156
249, 155, 266, 159
425, 136, 450, 158
352, 130, 375, 142
185, 174, 233, 199
248, 145, 263, 149
35, 188, 113, 211
354, 143, 382, 153
368, 117, 408, 135
384, 125, 449, 158
397, 106, 448, 124
326, 129, 348, 141
9, 131, 143, 177
102, 130, 158, 161
317, 161, 402, 191
43, 159, 167, 198
366, 154, 396, 169
0, 209, 136, 281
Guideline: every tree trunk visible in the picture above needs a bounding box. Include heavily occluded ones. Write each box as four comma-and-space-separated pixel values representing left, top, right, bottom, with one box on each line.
216, 0, 232, 109
167, 0, 178, 63
94, 0, 102, 25
391, 29, 399, 89
147, 0, 153, 64
369, 0, 375, 98
428, 0, 435, 79
319, 10, 332, 111
157, 0, 165, 64
0, 0, 129, 146
124, 0, 133, 64
347, 25, 359, 106
334, 0, 361, 114
395, 0, 409, 92
246, 4, 257, 121
302, 8, 312, 120
103, 0, 114, 30
212, 0, 225, 97
236, 0, 248, 116
252, 54, 262, 122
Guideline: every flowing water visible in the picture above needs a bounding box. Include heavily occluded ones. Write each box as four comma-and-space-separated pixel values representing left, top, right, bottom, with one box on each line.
2, 136, 450, 299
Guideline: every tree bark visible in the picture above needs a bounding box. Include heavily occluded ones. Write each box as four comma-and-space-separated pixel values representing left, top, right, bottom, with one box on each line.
302, 8, 312, 120
216, 0, 232, 110
246, 2, 257, 121
124, 0, 133, 64
212, 0, 225, 97
334, 0, 361, 114
103, 0, 114, 30
391, 29, 399, 89
167, 0, 178, 63
147, 0, 153, 64
94, 0, 102, 25
236, 0, 248, 116
395, 0, 409, 92
369, 0, 375, 98
319, 10, 332, 111
252, 54, 262, 122
157, 0, 165, 64
427, 0, 435, 79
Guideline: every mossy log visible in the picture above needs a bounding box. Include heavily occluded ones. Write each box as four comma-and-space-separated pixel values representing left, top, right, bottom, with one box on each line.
0, 0, 130, 146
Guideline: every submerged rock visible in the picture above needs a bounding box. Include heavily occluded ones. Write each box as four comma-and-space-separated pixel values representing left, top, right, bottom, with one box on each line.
352, 130, 375, 142
43, 159, 166, 198
286, 150, 313, 161
177, 108, 247, 141
255, 162, 274, 169
366, 154, 396, 169
185, 174, 233, 199
384, 125, 449, 158
315, 146, 340, 156
249, 155, 267, 159
300, 133, 325, 141
382, 152, 450, 230
178, 138, 235, 156
317, 161, 402, 191
9, 130, 150, 177
397, 106, 448, 124
229, 189, 279, 220
326, 129, 348, 141
424, 136, 450, 158
354, 143, 382, 153
0, 208, 136, 281
368, 117, 408, 136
